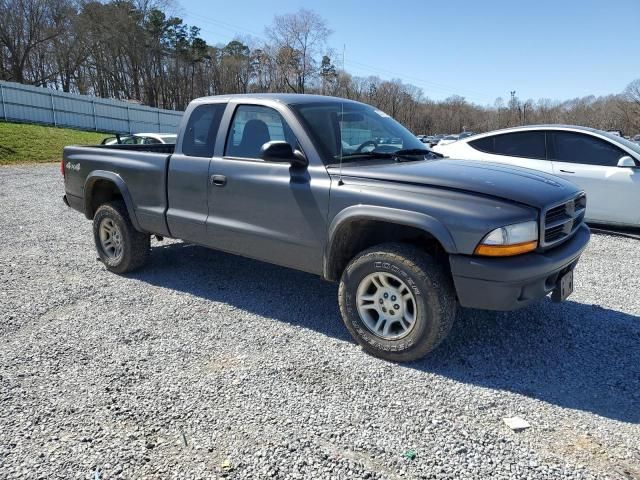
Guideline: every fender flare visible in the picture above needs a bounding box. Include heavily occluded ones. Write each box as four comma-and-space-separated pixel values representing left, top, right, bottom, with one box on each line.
323, 205, 458, 280
83, 170, 142, 232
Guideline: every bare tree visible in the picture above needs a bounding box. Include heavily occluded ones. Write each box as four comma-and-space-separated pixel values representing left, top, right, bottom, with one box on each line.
266, 8, 331, 93
0, 0, 70, 84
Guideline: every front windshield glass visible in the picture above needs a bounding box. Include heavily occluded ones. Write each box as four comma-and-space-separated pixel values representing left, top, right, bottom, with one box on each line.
291, 101, 428, 164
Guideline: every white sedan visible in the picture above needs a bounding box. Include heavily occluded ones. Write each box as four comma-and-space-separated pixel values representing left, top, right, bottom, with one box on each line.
101, 133, 177, 145
433, 125, 640, 228
437, 134, 460, 146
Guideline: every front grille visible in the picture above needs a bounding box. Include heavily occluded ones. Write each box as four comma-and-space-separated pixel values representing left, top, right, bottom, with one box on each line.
542, 193, 586, 246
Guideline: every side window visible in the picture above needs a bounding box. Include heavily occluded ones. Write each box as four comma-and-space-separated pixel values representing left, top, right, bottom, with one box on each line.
225, 105, 297, 159
469, 136, 494, 153
469, 132, 546, 159
549, 131, 625, 166
494, 132, 546, 159
182, 103, 226, 158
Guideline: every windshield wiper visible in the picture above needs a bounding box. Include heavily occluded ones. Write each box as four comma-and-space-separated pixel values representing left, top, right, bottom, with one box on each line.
393, 148, 431, 155
337, 148, 441, 163
394, 148, 444, 161
337, 151, 395, 160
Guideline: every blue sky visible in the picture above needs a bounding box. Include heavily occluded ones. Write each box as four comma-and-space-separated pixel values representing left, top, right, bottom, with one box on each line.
178, 0, 639, 105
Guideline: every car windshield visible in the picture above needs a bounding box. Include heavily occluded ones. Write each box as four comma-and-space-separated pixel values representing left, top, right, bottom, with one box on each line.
291, 101, 428, 164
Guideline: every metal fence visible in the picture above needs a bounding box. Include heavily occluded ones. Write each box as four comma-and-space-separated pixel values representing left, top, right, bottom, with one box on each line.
0, 80, 183, 134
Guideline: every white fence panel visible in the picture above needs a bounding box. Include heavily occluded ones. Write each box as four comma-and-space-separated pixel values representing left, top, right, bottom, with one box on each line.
0, 80, 183, 134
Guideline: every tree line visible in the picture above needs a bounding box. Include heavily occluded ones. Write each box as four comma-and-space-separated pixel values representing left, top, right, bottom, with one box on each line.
1, 0, 639, 135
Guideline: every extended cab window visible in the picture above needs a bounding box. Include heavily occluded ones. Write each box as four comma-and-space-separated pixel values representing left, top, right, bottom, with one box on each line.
182, 103, 226, 157
549, 131, 625, 166
225, 105, 297, 159
470, 131, 546, 159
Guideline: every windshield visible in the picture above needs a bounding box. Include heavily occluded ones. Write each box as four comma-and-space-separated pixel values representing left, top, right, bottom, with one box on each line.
291, 101, 427, 164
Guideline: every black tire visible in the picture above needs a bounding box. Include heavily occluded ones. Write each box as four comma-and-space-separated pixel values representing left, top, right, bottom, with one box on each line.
338, 243, 457, 362
93, 200, 149, 274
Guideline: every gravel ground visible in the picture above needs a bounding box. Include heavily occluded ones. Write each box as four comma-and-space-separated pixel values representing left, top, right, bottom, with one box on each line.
1, 163, 639, 480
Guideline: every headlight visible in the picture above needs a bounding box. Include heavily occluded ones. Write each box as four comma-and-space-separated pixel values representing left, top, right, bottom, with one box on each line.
474, 221, 538, 257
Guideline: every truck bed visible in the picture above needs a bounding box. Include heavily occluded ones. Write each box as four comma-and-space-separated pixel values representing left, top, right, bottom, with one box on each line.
93, 143, 175, 154
63, 144, 174, 236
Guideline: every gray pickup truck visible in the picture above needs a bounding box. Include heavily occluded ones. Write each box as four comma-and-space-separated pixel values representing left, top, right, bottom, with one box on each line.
63, 94, 590, 362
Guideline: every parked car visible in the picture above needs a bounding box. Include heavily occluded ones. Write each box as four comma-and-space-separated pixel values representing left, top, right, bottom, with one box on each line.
433, 125, 640, 227
438, 134, 460, 146
458, 132, 476, 139
101, 133, 177, 145
62, 95, 589, 362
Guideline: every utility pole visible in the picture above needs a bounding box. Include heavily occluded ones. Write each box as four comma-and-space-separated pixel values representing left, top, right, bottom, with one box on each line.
510, 91, 518, 126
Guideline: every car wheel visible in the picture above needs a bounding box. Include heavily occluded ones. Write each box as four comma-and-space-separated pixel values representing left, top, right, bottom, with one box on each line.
338, 243, 456, 362
93, 200, 149, 273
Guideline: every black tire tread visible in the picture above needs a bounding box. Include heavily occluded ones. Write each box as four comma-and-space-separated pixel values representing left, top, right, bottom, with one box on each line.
338, 242, 457, 362
93, 200, 149, 274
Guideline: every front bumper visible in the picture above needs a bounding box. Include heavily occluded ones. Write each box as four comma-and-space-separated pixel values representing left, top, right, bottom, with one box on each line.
449, 224, 590, 311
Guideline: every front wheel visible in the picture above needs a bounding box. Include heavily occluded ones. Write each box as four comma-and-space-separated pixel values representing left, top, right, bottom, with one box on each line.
338, 243, 456, 362
93, 201, 149, 274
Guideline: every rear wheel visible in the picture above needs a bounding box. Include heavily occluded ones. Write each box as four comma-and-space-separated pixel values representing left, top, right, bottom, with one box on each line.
338, 243, 456, 362
93, 201, 149, 273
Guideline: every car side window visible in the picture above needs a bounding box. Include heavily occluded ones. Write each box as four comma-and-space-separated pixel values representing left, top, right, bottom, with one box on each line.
469, 136, 494, 153
549, 131, 625, 166
469, 132, 546, 159
182, 103, 226, 158
225, 105, 298, 159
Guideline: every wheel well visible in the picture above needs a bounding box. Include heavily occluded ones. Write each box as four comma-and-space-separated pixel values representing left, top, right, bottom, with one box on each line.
326, 220, 447, 281
87, 179, 123, 218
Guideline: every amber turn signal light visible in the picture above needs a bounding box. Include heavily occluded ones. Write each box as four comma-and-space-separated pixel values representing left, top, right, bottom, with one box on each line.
474, 240, 538, 257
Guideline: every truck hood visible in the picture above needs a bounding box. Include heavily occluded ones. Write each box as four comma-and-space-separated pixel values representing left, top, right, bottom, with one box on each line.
329, 159, 580, 209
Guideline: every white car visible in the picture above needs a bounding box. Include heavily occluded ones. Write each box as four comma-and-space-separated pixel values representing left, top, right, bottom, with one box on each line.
101, 133, 177, 145
433, 125, 640, 227
437, 134, 459, 146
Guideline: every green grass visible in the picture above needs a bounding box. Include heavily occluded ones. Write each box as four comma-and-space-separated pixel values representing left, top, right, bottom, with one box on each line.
0, 121, 107, 165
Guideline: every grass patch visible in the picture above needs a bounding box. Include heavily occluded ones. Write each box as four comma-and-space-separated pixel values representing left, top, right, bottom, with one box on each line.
0, 121, 107, 165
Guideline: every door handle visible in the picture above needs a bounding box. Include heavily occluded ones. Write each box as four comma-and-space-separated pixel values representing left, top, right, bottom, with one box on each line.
210, 174, 227, 186
559, 169, 575, 174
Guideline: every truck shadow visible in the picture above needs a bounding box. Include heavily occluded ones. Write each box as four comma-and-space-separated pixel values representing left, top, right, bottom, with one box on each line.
132, 241, 640, 424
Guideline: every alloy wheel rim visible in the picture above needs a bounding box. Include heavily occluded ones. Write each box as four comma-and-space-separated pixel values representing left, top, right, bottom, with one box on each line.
99, 218, 124, 261
356, 272, 417, 340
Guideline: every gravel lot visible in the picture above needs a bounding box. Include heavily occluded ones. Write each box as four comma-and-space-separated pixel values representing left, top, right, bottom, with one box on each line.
1, 163, 639, 480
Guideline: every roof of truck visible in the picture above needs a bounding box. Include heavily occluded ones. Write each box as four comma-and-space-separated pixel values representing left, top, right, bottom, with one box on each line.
191, 93, 364, 106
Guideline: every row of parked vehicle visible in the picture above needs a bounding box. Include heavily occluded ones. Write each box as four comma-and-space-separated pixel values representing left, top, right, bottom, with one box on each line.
417, 132, 476, 148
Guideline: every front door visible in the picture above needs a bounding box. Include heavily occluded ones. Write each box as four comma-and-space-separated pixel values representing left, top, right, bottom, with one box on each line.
549, 131, 639, 226
205, 103, 330, 274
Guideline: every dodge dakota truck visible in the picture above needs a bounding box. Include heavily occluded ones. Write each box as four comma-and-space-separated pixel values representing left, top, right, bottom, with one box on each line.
62, 94, 590, 362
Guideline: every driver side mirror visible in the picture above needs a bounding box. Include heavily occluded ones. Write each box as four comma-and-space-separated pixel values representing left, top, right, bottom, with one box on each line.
260, 141, 308, 167
617, 155, 638, 168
